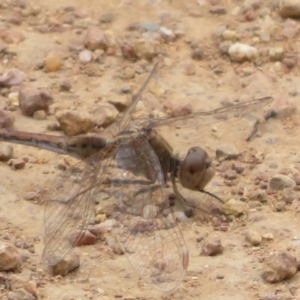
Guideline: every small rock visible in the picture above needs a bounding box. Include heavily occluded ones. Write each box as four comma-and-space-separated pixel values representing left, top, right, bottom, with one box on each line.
33, 110, 46, 120
246, 229, 262, 246
44, 53, 63, 72
222, 198, 247, 217
133, 39, 156, 61
0, 110, 14, 128
191, 49, 203, 60
69, 230, 97, 246
216, 144, 240, 161
141, 21, 160, 32
184, 62, 196, 75
164, 102, 193, 118
119, 84, 131, 94
262, 251, 297, 283
0, 68, 25, 87
8, 158, 25, 170
0, 144, 13, 161
0, 28, 25, 44
83, 25, 108, 51
79, 49, 93, 63
275, 201, 286, 212
224, 169, 238, 180
99, 12, 114, 23
279, 0, 300, 18
262, 233, 274, 240
92, 103, 119, 128
282, 57, 297, 69
269, 174, 296, 191
56, 110, 94, 136
222, 30, 238, 41
60, 79, 72, 92
228, 43, 258, 63
122, 66, 135, 79
201, 237, 223, 256
8, 92, 19, 106
0, 243, 22, 271
120, 42, 137, 61
232, 161, 244, 174
219, 41, 232, 55
8, 288, 35, 300
269, 47, 284, 61
209, 5, 227, 15
19, 88, 53, 116
108, 96, 130, 112
52, 252, 80, 276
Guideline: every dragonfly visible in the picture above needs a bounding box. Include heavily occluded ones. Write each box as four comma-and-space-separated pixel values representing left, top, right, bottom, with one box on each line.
0, 63, 273, 291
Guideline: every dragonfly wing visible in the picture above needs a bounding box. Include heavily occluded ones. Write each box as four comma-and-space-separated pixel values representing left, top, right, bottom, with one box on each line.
42, 143, 117, 266
142, 96, 273, 129
109, 136, 189, 291
117, 63, 158, 132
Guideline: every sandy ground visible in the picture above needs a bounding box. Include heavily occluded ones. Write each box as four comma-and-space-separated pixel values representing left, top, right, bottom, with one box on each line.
1, 0, 300, 299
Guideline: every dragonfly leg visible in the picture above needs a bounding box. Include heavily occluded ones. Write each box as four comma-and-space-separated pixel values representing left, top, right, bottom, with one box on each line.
246, 109, 277, 141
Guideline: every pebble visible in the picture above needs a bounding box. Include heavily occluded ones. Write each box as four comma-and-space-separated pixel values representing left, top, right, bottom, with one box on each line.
32, 110, 46, 120
201, 237, 223, 256
275, 201, 286, 212
279, 0, 300, 18
8, 92, 19, 106
282, 57, 297, 69
0, 243, 22, 271
262, 251, 297, 283
0, 110, 14, 128
18, 87, 53, 116
0, 144, 13, 161
246, 229, 262, 246
52, 252, 80, 276
228, 43, 258, 63
184, 62, 196, 75
222, 199, 247, 217
56, 110, 94, 136
44, 53, 63, 72
108, 96, 131, 112
269, 47, 284, 61
99, 12, 114, 23
122, 66, 135, 79
216, 144, 240, 161
69, 230, 97, 246
119, 84, 131, 94
59, 79, 72, 92
219, 41, 232, 55
83, 25, 108, 51
191, 49, 203, 60
224, 169, 238, 180
120, 42, 138, 61
222, 30, 238, 41
141, 21, 160, 32
92, 103, 119, 128
79, 49, 93, 63
8, 288, 35, 300
133, 39, 156, 61
0, 28, 25, 44
8, 158, 25, 170
269, 174, 296, 191
0, 68, 25, 87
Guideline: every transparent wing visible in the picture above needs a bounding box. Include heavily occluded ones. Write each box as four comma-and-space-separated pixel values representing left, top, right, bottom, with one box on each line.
103, 63, 158, 138
107, 136, 188, 291
139, 96, 273, 129
42, 143, 117, 266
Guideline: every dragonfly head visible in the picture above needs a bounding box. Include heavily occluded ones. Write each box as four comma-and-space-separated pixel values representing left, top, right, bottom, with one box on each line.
178, 147, 215, 191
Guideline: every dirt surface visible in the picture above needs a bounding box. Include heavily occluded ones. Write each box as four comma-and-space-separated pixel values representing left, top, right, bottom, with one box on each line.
1, 0, 300, 299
